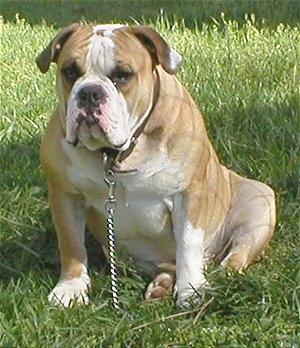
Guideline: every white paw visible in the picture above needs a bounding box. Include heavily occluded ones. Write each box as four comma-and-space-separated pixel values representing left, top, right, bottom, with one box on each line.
176, 282, 210, 309
48, 272, 91, 307
176, 292, 203, 309
145, 272, 174, 300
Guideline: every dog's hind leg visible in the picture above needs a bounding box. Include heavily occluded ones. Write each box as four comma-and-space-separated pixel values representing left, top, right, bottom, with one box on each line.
221, 172, 276, 272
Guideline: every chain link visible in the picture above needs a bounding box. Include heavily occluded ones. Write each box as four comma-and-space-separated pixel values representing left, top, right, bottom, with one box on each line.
103, 152, 120, 312
106, 208, 120, 312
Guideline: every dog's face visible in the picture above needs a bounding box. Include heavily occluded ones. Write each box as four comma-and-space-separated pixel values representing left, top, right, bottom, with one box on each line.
36, 24, 182, 151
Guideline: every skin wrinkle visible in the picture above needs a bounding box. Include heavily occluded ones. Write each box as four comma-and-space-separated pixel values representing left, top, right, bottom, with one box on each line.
186, 146, 231, 235
37, 24, 276, 307
65, 29, 130, 148
115, 34, 156, 120
61, 27, 129, 146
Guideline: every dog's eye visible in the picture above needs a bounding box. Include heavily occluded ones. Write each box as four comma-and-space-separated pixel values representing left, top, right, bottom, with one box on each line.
110, 69, 133, 87
62, 63, 81, 83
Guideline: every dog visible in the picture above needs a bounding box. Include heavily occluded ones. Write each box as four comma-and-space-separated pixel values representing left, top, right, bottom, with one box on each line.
36, 23, 276, 308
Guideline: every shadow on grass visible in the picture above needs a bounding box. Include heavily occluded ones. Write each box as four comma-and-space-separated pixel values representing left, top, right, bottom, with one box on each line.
0, 137, 107, 284
1, 0, 300, 28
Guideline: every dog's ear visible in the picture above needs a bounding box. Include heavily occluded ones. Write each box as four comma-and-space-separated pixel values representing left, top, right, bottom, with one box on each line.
36, 23, 80, 73
131, 26, 182, 74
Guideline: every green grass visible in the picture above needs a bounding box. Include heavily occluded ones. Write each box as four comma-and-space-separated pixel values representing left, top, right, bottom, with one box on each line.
1, 3, 299, 347
1, 0, 300, 28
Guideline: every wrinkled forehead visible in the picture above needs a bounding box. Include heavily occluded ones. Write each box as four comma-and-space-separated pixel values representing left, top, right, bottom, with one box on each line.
58, 24, 148, 76
87, 24, 125, 75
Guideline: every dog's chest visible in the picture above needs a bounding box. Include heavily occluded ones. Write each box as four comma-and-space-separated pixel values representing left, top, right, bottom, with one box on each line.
63, 143, 180, 263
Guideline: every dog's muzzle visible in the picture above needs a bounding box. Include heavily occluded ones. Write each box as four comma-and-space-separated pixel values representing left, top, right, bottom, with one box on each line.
77, 85, 107, 115
66, 82, 129, 150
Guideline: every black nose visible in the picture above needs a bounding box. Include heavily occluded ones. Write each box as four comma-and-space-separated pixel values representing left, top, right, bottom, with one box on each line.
77, 86, 106, 110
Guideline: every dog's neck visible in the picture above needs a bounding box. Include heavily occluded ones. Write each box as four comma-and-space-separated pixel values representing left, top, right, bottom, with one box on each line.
100, 68, 161, 172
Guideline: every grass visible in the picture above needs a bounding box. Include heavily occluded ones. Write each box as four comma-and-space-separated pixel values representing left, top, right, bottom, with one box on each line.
1, 0, 300, 28
0, 2, 299, 347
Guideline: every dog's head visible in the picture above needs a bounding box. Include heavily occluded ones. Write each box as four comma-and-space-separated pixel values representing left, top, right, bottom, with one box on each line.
36, 23, 182, 151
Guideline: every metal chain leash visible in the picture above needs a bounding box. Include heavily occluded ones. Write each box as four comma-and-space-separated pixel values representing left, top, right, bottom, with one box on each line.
103, 152, 120, 312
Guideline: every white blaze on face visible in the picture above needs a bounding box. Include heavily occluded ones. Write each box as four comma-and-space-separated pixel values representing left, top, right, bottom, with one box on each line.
86, 24, 124, 77
66, 24, 134, 150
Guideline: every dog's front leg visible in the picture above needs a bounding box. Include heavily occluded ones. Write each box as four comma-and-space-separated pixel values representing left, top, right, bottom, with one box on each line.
172, 196, 208, 308
47, 184, 90, 307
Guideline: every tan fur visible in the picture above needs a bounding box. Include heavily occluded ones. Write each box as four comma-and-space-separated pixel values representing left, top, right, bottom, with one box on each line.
37, 24, 276, 307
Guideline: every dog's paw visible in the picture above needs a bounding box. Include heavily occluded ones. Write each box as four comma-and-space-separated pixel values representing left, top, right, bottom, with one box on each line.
176, 282, 210, 309
145, 272, 174, 301
48, 273, 91, 307
176, 292, 203, 309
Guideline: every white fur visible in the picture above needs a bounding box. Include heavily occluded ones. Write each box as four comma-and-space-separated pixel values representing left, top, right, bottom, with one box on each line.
62, 138, 208, 306
65, 40, 131, 148
171, 204, 209, 306
46, 24, 275, 309
88, 24, 125, 76
169, 48, 182, 72
65, 24, 156, 151
87, 35, 115, 77
62, 140, 184, 273
58, 25, 203, 306
65, 77, 131, 148
93, 24, 125, 35
48, 265, 90, 307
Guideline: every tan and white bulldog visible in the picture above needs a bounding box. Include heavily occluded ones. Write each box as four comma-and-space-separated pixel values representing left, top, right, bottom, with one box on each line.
36, 23, 276, 308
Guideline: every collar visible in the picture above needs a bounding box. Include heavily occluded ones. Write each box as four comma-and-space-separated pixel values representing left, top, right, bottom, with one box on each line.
101, 70, 160, 174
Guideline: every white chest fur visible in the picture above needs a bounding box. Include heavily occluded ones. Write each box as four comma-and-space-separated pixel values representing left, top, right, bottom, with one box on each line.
62, 141, 181, 269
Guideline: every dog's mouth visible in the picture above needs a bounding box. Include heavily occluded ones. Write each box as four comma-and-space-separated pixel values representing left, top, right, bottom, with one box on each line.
68, 110, 127, 151
76, 112, 98, 127
66, 109, 107, 149
69, 111, 137, 174
66, 84, 130, 151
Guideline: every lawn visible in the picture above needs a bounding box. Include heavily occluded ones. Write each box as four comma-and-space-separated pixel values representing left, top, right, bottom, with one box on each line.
0, 1, 299, 347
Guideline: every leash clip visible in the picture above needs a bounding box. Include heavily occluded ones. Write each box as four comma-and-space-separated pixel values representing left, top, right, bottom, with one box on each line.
103, 152, 117, 212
